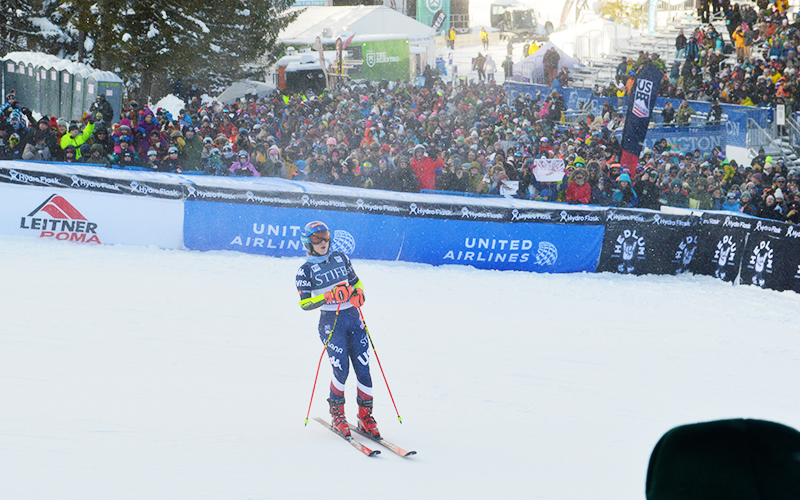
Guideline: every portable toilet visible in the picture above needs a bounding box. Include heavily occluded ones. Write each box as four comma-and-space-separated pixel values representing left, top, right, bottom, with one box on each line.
71, 67, 92, 122
59, 67, 74, 121
45, 67, 60, 118
86, 70, 124, 122
3, 58, 19, 100
23, 62, 36, 108
34, 65, 47, 115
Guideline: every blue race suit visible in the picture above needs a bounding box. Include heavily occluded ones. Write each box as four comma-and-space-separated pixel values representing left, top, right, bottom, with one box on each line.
297, 251, 372, 403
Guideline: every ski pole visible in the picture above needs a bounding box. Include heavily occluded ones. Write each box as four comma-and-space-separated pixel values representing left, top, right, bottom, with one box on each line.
304, 301, 341, 426
356, 306, 403, 424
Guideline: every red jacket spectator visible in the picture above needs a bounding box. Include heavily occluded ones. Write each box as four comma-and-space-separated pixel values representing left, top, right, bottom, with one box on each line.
410, 144, 443, 191
566, 168, 592, 204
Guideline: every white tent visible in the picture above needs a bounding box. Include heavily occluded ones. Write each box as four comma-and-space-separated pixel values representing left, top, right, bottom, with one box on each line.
215, 79, 277, 104
278, 6, 435, 67
511, 41, 583, 85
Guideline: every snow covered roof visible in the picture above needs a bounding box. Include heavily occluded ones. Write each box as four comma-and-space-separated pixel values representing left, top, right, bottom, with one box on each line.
2, 51, 122, 81
279, 6, 434, 45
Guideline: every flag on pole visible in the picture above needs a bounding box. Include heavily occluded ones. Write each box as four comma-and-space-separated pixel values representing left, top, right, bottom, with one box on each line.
620, 64, 663, 177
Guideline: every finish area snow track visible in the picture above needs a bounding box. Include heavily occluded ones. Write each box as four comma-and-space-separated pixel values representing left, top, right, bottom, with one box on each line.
1, 235, 799, 500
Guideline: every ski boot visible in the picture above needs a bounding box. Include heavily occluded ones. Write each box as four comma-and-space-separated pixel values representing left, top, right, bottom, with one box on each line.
328, 398, 350, 438
357, 398, 380, 439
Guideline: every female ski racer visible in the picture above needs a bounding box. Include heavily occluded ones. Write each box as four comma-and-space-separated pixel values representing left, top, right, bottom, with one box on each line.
296, 221, 379, 439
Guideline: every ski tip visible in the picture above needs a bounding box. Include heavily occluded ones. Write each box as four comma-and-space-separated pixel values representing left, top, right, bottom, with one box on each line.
369, 449, 381, 457
404, 451, 417, 457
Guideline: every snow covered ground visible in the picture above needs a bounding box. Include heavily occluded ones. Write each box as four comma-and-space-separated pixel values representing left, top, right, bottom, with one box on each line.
2, 234, 799, 500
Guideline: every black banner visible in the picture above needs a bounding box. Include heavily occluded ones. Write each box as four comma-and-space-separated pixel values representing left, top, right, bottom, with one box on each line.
597, 209, 697, 275
739, 219, 789, 291
0, 167, 183, 200
693, 213, 752, 283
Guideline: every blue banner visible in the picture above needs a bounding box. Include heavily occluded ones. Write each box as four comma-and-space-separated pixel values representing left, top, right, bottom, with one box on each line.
643, 124, 727, 155
504, 82, 771, 149
504, 82, 594, 112
183, 200, 605, 273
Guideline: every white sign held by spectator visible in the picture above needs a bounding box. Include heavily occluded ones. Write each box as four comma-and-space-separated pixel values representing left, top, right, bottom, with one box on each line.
533, 159, 566, 182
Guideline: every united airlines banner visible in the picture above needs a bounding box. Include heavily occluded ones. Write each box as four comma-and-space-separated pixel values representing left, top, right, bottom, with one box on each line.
620, 64, 663, 175
184, 200, 606, 273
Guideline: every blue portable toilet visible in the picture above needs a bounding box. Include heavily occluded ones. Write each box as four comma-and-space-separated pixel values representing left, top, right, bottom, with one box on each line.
86, 70, 124, 123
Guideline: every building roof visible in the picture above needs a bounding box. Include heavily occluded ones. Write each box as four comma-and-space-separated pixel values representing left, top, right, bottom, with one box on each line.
279, 6, 435, 45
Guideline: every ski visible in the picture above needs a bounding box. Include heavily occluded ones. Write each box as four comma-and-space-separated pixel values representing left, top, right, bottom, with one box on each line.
348, 423, 417, 458
312, 417, 380, 457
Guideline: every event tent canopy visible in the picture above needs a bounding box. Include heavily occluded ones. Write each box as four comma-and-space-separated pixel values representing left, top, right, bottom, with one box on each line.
278, 6, 435, 66
512, 41, 584, 85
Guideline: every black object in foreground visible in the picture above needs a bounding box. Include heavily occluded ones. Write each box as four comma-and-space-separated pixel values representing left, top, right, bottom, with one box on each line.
646, 418, 800, 500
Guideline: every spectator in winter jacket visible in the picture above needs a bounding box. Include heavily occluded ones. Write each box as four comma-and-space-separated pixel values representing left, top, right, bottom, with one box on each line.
91, 126, 115, 158
410, 144, 444, 191
60, 120, 95, 160
612, 172, 639, 207
138, 129, 168, 161
722, 191, 741, 212
634, 169, 662, 210
89, 95, 114, 124
22, 132, 52, 162
181, 128, 204, 170
230, 150, 260, 176
565, 168, 591, 204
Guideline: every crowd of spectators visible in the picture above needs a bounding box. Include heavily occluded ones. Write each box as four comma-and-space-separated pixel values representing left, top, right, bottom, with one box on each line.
2, 47, 800, 224
602, 0, 800, 110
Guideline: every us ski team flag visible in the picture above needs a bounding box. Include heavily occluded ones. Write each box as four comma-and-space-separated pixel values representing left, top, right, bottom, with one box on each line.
620, 64, 663, 176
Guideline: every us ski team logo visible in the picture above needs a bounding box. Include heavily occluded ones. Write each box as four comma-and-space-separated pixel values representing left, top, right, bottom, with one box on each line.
20, 194, 101, 244
632, 79, 653, 118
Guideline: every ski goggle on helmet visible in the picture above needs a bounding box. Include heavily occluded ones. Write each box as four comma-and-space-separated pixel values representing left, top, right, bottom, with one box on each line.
301, 221, 331, 250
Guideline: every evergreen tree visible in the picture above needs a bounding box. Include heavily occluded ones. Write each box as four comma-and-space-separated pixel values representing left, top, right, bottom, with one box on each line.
1, 0, 39, 52
49, 0, 299, 101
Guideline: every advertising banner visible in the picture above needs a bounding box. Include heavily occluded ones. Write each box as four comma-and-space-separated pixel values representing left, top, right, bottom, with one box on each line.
0, 183, 184, 248
692, 212, 753, 283
738, 219, 790, 291
184, 200, 606, 273
354, 39, 410, 82
642, 124, 727, 156
504, 82, 594, 112
596, 209, 698, 275
417, 0, 450, 34
781, 224, 800, 294
0, 165, 184, 200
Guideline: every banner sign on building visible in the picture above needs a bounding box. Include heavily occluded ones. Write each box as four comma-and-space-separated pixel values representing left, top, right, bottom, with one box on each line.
417, 0, 450, 34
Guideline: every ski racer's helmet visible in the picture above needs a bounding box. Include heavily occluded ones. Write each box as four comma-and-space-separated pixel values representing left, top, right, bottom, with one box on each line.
301, 221, 331, 254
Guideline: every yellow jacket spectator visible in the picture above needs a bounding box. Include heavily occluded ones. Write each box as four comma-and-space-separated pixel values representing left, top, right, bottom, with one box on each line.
60, 121, 95, 160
